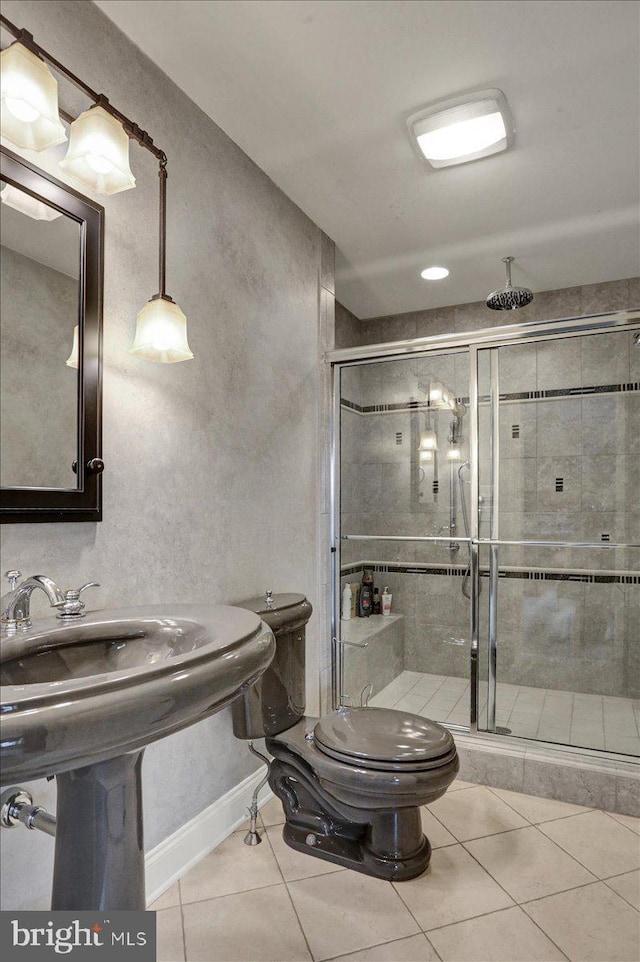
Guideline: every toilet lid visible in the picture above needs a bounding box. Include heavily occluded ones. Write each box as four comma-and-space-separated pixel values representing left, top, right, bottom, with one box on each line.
313, 707, 455, 770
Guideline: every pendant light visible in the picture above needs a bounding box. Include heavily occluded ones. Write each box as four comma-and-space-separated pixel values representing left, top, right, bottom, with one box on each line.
0, 41, 66, 151
130, 161, 193, 363
1, 15, 193, 365
59, 104, 135, 195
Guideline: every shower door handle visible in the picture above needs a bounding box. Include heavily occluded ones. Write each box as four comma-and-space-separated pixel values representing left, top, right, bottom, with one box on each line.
333, 637, 368, 649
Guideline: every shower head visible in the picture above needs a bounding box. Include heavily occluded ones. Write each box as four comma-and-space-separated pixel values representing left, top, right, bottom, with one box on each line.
486, 256, 534, 311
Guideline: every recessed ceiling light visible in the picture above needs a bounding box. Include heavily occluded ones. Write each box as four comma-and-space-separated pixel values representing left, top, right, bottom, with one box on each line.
421, 266, 449, 280
408, 89, 513, 169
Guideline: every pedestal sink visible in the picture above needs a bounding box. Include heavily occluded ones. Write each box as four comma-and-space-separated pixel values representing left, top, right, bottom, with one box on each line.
0, 605, 275, 910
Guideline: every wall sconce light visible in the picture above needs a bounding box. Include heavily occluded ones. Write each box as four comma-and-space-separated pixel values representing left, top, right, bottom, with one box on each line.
0, 19, 193, 364
59, 104, 135, 195
0, 181, 61, 220
0, 41, 66, 151
419, 450, 434, 463
65, 324, 79, 368
445, 447, 462, 462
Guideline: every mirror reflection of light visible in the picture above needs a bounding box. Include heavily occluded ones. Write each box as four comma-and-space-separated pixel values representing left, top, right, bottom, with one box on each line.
0, 183, 62, 221
65, 325, 79, 369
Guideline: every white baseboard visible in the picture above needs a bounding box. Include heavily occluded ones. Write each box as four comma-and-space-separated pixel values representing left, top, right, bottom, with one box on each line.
145, 770, 273, 906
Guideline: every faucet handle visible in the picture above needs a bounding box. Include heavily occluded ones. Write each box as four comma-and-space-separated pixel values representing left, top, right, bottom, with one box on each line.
56, 582, 100, 619
4, 571, 22, 591
74, 582, 100, 597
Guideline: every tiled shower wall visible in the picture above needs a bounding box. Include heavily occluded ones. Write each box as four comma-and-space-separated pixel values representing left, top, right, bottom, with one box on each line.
335, 276, 640, 348
338, 278, 639, 699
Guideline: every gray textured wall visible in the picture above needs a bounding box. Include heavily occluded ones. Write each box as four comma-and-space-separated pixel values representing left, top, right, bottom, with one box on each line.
1, 246, 78, 487
0, 0, 326, 910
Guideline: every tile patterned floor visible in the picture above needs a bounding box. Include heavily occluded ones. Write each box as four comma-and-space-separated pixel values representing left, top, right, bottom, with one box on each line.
151, 786, 640, 962
369, 671, 640, 756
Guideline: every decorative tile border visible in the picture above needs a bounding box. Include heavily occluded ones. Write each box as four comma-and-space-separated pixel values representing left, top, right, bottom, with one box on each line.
341, 381, 640, 415
341, 560, 640, 585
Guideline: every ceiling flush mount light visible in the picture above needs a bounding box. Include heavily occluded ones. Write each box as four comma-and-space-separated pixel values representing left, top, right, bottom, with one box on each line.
59, 104, 135, 195
407, 88, 513, 169
0, 182, 62, 220
0, 40, 66, 151
421, 266, 449, 280
0, 15, 193, 363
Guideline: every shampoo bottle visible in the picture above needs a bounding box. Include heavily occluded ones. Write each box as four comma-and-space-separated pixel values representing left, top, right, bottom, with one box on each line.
359, 570, 374, 617
372, 587, 381, 615
382, 587, 392, 616
341, 584, 352, 621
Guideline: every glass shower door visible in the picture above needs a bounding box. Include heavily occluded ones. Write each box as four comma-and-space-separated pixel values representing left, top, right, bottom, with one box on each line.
336, 350, 475, 725
476, 326, 639, 755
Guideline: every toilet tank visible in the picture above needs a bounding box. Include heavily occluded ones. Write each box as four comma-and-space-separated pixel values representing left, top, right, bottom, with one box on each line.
231, 592, 312, 739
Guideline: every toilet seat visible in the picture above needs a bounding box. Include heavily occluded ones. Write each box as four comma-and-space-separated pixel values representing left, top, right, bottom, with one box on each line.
313, 707, 455, 773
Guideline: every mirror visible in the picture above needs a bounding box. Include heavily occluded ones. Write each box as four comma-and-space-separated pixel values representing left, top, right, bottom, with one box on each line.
1, 182, 81, 488
0, 146, 104, 523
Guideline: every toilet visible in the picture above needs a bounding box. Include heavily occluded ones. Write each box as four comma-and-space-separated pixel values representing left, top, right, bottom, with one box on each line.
232, 593, 459, 881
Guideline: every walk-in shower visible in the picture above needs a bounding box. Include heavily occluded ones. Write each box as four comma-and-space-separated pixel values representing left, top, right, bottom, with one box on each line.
330, 310, 640, 763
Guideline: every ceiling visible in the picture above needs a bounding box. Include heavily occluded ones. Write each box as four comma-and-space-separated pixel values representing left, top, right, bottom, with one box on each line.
95, 0, 639, 319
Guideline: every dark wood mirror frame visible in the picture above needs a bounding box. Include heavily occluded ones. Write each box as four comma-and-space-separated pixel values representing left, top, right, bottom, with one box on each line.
0, 146, 104, 523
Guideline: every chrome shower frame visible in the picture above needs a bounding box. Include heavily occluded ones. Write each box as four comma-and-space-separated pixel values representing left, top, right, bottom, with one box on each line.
327, 309, 640, 745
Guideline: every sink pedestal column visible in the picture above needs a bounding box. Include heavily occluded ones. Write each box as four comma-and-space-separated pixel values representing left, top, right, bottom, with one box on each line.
52, 750, 145, 910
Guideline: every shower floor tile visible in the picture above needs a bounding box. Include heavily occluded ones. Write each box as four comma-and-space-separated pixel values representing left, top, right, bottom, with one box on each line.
370, 671, 640, 756
152, 789, 640, 962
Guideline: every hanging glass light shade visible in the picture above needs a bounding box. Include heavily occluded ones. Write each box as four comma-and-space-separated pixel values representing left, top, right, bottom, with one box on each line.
130, 160, 193, 363
418, 429, 438, 452
59, 104, 135, 195
65, 325, 79, 368
0, 41, 67, 151
0, 183, 62, 220
419, 450, 434, 463
129, 296, 193, 364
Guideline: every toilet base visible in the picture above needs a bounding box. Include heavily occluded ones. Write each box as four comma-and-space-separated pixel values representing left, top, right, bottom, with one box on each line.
268, 753, 432, 881
282, 813, 432, 882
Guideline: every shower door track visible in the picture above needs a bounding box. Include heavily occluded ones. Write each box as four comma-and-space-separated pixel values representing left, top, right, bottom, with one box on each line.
328, 309, 640, 759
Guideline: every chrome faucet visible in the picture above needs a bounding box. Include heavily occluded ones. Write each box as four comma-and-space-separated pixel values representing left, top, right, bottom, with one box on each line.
1, 572, 67, 632
1, 572, 101, 632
